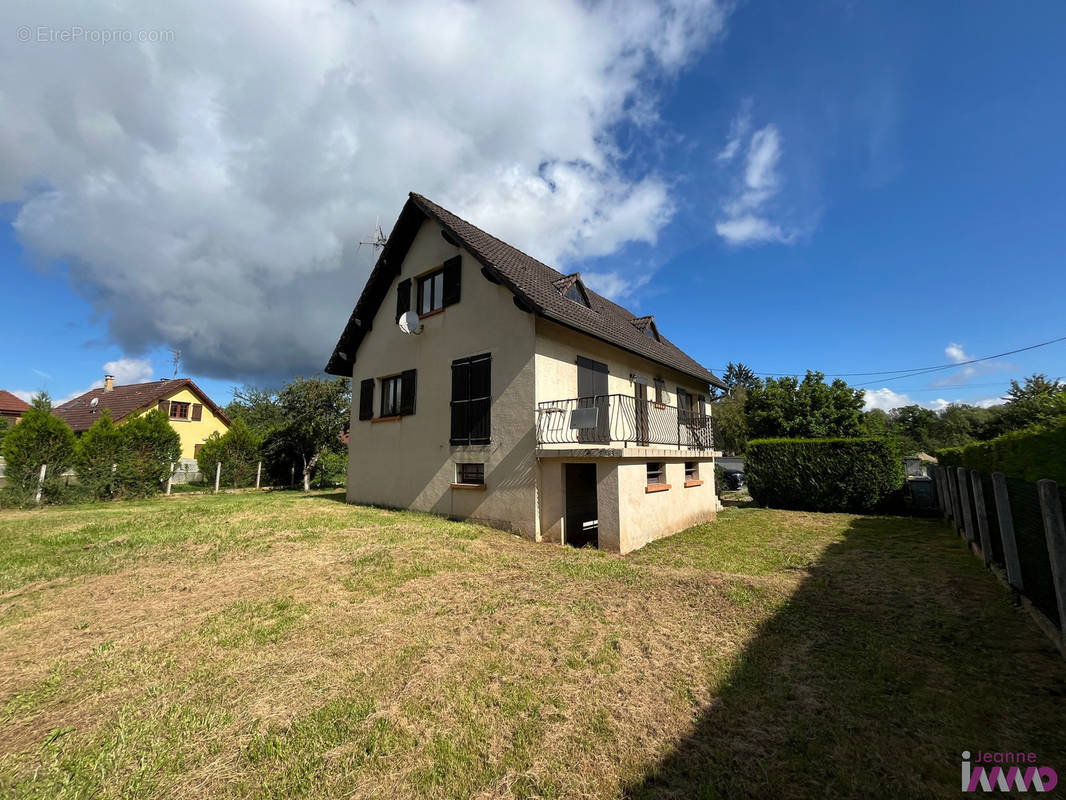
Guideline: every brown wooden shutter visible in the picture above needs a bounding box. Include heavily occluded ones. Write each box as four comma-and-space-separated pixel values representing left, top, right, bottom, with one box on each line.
158, 400, 168, 414
191, 403, 203, 421
358, 378, 375, 420
442, 255, 461, 307
399, 369, 416, 416
396, 278, 411, 321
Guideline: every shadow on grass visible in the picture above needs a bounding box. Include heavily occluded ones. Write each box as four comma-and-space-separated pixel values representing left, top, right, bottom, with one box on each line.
624, 515, 1066, 800
295, 490, 347, 503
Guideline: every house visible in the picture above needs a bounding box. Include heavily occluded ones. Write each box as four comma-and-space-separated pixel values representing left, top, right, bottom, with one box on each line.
326, 193, 728, 554
0, 390, 30, 425
54, 376, 231, 476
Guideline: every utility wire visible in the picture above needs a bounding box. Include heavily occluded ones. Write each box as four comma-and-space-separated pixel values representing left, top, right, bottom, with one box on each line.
713, 334, 1066, 385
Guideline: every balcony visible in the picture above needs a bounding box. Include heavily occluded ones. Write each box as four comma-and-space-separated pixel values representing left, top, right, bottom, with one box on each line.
536, 394, 716, 451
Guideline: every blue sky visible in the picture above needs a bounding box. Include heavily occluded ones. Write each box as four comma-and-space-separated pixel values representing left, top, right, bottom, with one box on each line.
2, 0, 1063, 410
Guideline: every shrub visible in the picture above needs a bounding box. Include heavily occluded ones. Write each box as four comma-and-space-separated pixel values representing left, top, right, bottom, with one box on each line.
76, 411, 125, 500
746, 437, 904, 512
938, 418, 1066, 484
196, 419, 261, 488
0, 406, 77, 504
114, 410, 181, 497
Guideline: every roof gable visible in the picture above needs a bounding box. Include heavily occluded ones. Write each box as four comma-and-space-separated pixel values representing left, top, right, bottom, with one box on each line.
54, 378, 231, 432
0, 390, 31, 414
326, 193, 726, 390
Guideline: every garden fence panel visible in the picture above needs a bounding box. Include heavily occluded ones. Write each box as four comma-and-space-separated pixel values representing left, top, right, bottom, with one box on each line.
980, 473, 1005, 567
1005, 476, 1060, 628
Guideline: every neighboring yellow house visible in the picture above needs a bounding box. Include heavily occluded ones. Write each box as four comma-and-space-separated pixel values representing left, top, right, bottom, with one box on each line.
54, 376, 231, 467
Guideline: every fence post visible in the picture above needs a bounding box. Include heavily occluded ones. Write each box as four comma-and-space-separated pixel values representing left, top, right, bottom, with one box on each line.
957, 467, 974, 543
35, 463, 47, 504
1037, 480, 1066, 639
256, 461, 262, 490
214, 461, 221, 493
992, 473, 1024, 591
949, 469, 962, 530
971, 470, 992, 567
291, 463, 295, 489
166, 463, 174, 496
935, 467, 946, 514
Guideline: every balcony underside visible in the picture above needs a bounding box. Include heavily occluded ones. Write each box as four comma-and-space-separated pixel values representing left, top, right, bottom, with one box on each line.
536, 446, 721, 460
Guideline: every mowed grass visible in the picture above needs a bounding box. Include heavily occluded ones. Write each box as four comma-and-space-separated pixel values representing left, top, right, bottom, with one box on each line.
0, 492, 1063, 799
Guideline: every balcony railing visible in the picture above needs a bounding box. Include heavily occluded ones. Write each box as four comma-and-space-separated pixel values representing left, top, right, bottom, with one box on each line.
536, 394, 715, 450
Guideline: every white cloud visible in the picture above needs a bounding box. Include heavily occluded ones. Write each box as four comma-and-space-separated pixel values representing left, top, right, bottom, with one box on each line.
1, 0, 731, 380
581, 269, 652, 301
715, 120, 798, 246
864, 387, 1006, 413
945, 342, 972, 364
9, 390, 34, 404
716, 101, 751, 162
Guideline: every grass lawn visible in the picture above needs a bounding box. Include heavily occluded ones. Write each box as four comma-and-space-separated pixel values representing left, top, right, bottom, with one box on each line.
0, 492, 1063, 799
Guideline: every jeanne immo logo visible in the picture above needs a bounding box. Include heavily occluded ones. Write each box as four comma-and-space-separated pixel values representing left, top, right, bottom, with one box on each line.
962, 751, 1058, 793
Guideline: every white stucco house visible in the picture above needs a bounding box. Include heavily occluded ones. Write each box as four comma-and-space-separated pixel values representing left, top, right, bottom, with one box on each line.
326, 193, 728, 554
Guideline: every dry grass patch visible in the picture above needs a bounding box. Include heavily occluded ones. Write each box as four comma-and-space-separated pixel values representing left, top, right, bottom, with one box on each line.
1, 493, 1064, 799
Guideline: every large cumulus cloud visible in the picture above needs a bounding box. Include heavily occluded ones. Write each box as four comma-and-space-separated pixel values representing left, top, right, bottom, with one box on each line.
2, 0, 728, 378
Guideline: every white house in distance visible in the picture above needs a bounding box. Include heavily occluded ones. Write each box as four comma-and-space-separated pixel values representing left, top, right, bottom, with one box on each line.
326, 193, 728, 554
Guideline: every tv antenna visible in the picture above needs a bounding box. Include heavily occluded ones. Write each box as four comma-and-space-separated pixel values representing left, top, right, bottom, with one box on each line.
170, 349, 182, 378
356, 217, 388, 259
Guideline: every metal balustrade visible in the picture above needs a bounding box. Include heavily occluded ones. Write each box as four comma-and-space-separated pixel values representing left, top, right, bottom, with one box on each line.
536, 394, 715, 450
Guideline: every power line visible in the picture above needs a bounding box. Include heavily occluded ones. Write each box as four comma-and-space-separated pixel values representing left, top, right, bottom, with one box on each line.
712, 334, 1066, 385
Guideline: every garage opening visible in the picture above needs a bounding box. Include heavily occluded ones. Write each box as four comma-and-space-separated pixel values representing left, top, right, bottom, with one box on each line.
564, 463, 598, 548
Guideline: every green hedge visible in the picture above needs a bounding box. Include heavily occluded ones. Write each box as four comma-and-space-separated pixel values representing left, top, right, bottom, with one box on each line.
746, 437, 904, 512
938, 419, 1066, 484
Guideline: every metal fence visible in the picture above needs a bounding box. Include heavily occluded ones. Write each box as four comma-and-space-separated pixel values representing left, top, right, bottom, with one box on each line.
932, 465, 1066, 654
536, 394, 715, 450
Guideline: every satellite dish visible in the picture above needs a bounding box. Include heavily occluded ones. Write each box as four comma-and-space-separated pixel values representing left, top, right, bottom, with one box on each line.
398, 310, 423, 335
90, 397, 99, 410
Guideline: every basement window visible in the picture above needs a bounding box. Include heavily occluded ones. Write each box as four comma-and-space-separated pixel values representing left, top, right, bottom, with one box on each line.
454, 462, 485, 488
646, 462, 669, 492
685, 462, 698, 481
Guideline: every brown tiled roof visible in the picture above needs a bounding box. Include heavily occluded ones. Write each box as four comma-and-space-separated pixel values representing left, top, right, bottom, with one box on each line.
0, 390, 30, 414
326, 193, 726, 390
54, 378, 231, 432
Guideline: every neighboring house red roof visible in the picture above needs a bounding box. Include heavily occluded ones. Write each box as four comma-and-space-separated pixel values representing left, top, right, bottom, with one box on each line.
53, 378, 231, 432
0, 390, 31, 415
326, 193, 727, 390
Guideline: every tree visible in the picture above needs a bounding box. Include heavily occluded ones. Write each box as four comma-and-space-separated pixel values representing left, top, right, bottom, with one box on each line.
861, 408, 891, 438
889, 405, 938, 453
717, 362, 760, 397
76, 410, 125, 500
30, 391, 52, 412
0, 417, 8, 450
114, 410, 181, 497
745, 371, 865, 440
224, 384, 286, 439
985, 374, 1064, 436
196, 418, 261, 488
273, 376, 350, 491
711, 386, 748, 454
1, 404, 76, 503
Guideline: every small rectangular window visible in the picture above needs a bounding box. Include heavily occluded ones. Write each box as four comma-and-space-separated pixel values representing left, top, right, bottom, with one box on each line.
646, 462, 665, 485
685, 462, 698, 481
380, 375, 402, 417
654, 378, 665, 404
456, 462, 485, 485
169, 401, 190, 419
418, 268, 445, 315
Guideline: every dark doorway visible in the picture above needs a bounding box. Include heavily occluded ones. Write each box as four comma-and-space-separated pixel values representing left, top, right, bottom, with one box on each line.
564, 463, 598, 548
634, 382, 650, 446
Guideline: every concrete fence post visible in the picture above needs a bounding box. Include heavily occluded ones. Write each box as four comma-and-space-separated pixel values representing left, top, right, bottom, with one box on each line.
1037, 479, 1066, 638
992, 472, 1024, 591
214, 461, 221, 493
945, 468, 956, 522
950, 469, 963, 531
937, 466, 947, 514
166, 463, 175, 496
971, 470, 992, 567
256, 461, 262, 490
957, 467, 975, 542
35, 463, 47, 504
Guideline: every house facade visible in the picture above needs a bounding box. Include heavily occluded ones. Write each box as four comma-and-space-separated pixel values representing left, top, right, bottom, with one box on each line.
327, 194, 726, 554
54, 376, 230, 476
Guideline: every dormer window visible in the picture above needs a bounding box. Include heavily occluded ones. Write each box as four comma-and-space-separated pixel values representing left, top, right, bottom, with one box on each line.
632, 315, 659, 341
554, 273, 590, 308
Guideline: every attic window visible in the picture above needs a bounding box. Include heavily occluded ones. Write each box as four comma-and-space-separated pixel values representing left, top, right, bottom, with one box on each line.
632, 316, 659, 341
554, 273, 590, 308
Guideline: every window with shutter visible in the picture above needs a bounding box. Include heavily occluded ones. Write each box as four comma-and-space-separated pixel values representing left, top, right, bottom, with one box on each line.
158, 400, 168, 414
399, 369, 417, 416
358, 378, 375, 420
450, 353, 490, 445
191, 403, 203, 421
442, 255, 461, 307
396, 278, 411, 321
417, 269, 445, 315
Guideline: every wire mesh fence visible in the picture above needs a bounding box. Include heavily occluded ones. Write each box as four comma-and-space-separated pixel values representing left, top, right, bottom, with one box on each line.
933, 465, 1065, 651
